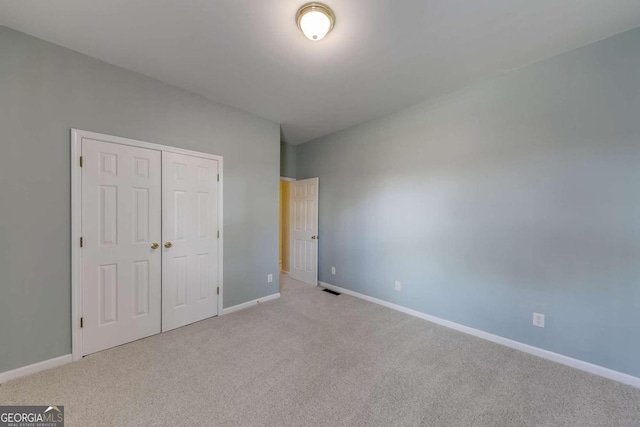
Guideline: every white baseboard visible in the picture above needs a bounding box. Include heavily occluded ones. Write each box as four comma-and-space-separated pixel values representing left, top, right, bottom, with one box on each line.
1, 294, 280, 382
319, 282, 640, 389
221, 293, 281, 315
0, 354, 72, 384
280, 270, 290, 275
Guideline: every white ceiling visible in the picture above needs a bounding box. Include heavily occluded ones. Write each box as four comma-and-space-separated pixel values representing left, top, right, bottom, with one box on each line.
1, 1, 639, 144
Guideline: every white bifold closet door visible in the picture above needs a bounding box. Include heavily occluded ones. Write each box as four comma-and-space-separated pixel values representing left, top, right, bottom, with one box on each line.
81, 139, 162, 356
162, 152, 219, 332
81, 138, 219, 356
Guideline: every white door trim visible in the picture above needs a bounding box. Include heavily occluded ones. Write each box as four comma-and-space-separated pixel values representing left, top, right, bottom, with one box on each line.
71, 129, 224, 361
280, 176, 296, 182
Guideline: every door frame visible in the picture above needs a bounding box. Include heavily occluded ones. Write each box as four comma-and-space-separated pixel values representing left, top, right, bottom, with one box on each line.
71, 129, 224, 361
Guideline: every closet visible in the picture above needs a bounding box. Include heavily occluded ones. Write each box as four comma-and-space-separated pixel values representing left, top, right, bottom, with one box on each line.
72, 130, 222, 357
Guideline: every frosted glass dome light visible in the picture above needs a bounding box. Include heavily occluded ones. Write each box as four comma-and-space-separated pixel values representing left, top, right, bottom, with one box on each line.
296, 3, 335, 41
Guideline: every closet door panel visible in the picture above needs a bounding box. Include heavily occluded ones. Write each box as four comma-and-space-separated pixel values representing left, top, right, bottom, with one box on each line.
81, 138, 162, 355
162, 152, 219, 331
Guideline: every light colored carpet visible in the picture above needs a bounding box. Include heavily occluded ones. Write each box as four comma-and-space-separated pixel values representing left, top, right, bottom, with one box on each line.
1, 275, 639, 426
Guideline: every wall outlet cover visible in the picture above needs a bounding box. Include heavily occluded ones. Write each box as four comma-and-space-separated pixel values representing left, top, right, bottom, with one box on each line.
533, 312, 545, 328
395, 281, 402, 291
267, 274, 273, 283
331, 267, 336, 275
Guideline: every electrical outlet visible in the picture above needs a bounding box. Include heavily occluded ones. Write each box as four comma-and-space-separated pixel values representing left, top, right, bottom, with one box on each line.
395, 281, 402, 291
267, 274, 273, 283
533, 312, 545, 328
331, 267, 336, 275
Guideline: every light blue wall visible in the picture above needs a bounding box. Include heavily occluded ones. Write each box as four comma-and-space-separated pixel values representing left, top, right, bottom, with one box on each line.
297, 28, 640, 377
0, 27, 280, 373
280, 141, 297, 178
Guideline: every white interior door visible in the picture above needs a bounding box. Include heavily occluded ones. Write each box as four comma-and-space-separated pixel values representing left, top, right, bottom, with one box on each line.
81, 138, 162, 356
290, 178, 319, 285
162, 152, 219, 332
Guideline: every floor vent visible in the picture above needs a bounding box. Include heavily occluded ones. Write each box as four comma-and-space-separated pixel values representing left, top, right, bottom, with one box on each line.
322, 289, 341, 296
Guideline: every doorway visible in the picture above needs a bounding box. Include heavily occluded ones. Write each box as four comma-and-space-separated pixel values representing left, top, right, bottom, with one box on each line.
279, 177, 295, 274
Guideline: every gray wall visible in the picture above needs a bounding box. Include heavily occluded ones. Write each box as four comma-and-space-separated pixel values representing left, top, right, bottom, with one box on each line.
280, 141, 297, 178
297, 28, 640, 377
0, 27, 280, 373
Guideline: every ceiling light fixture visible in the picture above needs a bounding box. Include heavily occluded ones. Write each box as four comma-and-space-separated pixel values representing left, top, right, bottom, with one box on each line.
296, 3, 335, 41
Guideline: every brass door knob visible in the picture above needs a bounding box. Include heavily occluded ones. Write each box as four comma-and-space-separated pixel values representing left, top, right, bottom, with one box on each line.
150, 243, 159, 250
164, 242, 173, 249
